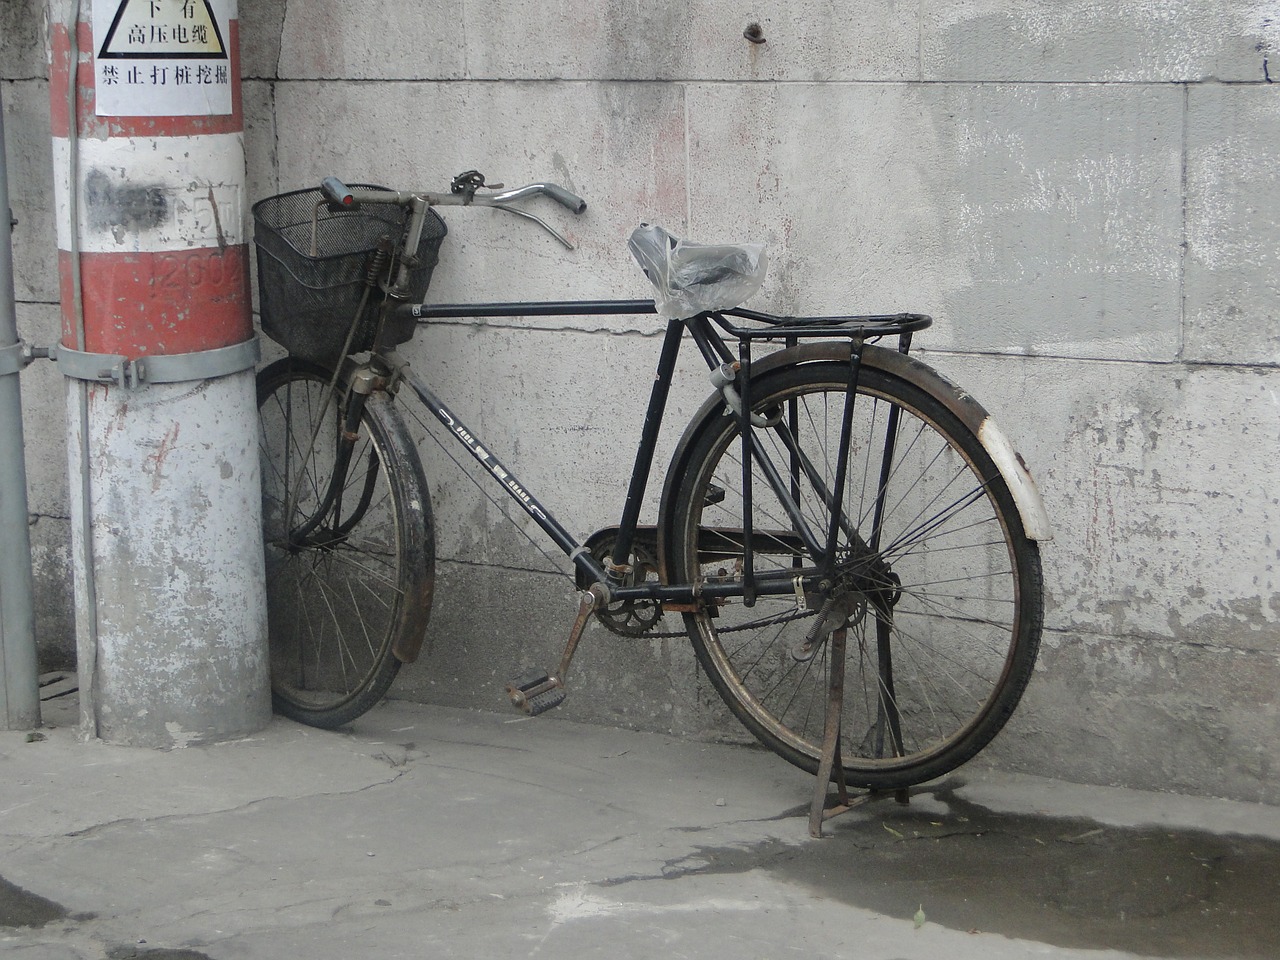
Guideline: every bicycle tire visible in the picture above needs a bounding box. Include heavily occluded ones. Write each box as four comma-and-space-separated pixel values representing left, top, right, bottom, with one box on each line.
256, 357, 434, 728
667, 358, 1043, 790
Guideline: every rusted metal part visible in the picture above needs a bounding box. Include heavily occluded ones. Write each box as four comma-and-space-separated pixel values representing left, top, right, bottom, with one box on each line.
504, 582, 609, 716
505, 670, 563, 714
384, 395, 436, 665
585, 532, 663, 636
392, 571, 437, 665
807, 624, 910, 837
556, 583, 609, 680
660, 601, 702, 613
504, 578, 609, 716
810, 625, 850, 837
577, 525, 659, 589
743, 23, 766, 44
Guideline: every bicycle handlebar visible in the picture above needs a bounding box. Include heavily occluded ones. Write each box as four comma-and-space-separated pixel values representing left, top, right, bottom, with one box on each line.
487, 182, 587, 215
320, 176, 586, 213
318, 174, 586, 248
320, 175, 357, 208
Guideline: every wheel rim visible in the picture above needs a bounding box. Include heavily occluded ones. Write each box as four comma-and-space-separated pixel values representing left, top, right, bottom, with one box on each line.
258, 369, 404, 715
678, 369, 1033, 781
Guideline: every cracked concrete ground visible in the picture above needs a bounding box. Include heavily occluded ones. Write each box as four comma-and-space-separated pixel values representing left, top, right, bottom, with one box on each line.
2, 696, 1279, 960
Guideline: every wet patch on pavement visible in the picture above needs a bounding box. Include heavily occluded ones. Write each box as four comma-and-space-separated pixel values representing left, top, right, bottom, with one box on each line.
634, 782, 1280, 959
1, 874, 209, 960
0, 874, 71, 928
106, 946, 216, 960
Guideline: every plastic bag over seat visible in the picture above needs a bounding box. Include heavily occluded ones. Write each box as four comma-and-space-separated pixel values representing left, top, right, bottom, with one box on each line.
628, 224, 768, 321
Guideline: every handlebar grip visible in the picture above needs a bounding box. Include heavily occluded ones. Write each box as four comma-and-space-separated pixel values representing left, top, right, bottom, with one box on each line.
542, 183, 587, 215
320, 176, 356, 209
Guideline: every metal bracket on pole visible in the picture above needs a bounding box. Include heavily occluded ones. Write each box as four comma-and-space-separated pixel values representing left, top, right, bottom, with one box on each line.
0, 340, 22, 377
52, 337, 261, 388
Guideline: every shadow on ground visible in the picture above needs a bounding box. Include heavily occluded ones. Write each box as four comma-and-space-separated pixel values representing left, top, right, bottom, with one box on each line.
633, 780, 1280, 960
0, 877, 210, 960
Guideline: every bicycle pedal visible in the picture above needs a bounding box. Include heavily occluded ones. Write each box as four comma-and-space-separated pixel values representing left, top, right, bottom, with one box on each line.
524, 687, 567, 716
505, 669, 564, 715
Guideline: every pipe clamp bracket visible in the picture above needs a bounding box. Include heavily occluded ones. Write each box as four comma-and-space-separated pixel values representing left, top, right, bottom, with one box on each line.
0, 341, 22, 377
53, 337, 261, 389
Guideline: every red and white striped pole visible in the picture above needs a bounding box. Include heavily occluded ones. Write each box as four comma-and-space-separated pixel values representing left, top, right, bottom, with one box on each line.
49, 0, 269, 746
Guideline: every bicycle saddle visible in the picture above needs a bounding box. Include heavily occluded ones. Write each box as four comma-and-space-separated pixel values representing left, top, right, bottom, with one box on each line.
628, 223, 768, 320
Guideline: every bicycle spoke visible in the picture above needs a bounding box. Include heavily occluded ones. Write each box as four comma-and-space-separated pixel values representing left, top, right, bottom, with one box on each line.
258, 360, 427, 727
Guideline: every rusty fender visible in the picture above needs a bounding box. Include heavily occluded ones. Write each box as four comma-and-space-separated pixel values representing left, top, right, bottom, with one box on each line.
844, 343, 1053, 542
655, 342, 1052, 580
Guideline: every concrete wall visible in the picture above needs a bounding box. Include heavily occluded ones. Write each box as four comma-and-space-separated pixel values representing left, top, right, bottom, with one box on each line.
5, 2, 1278, 802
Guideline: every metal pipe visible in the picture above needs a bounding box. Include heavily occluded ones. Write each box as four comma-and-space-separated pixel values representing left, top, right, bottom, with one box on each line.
0, 90, 41, 730
52, 0, 101, 737
407, 299, 657, 320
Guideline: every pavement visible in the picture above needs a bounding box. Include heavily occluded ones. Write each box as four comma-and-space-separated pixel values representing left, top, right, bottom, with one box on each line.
2, 689, 1279, 960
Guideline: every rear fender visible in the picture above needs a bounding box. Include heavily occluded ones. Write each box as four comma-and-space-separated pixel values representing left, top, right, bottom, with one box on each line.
655, 342, 1051, 582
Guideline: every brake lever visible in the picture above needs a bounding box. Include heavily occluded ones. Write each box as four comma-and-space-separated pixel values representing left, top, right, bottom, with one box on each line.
498, 206, 574, 250
449, 171, 579, 248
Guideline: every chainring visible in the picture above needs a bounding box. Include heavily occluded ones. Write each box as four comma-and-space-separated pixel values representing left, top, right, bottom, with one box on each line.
590, 537, 664, 637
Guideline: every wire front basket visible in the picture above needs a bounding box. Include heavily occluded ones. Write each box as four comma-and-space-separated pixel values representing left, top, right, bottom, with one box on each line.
253, 186, 447, 363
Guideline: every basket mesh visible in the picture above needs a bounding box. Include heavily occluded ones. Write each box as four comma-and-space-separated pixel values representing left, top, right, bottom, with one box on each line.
253, 185, 447, 362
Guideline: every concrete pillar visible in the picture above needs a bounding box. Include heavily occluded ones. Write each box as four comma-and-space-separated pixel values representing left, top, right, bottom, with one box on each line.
49, 0, 269, 746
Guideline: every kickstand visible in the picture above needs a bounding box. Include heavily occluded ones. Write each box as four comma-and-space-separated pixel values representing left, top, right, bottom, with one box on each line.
808, 626, 908, 837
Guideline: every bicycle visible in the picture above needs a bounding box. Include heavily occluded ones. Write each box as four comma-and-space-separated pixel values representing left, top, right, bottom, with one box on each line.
251, 170, 1051, 793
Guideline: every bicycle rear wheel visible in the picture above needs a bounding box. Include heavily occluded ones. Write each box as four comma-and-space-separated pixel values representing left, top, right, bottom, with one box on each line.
668, 358, 1043, 790
256, 357, 434, 728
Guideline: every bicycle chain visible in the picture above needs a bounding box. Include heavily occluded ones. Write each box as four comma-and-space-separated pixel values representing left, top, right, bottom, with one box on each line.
635, 606, 816, 640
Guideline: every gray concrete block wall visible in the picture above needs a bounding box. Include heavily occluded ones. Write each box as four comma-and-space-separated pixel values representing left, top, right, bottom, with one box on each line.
6, 2, 1278, 802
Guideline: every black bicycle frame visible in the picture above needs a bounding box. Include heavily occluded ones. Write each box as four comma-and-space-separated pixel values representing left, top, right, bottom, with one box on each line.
395, 298, 909, 606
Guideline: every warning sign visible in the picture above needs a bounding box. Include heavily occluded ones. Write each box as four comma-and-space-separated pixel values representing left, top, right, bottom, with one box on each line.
93, 0, 234, 118
98, 0, 227, 59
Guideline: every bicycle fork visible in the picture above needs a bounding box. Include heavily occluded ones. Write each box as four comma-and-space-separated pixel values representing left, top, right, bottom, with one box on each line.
279, 366, 384, 549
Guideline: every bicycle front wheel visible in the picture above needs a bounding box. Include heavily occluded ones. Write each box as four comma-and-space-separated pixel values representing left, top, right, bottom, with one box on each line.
256, 357, 434, 729
668, 359, 1043, 790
